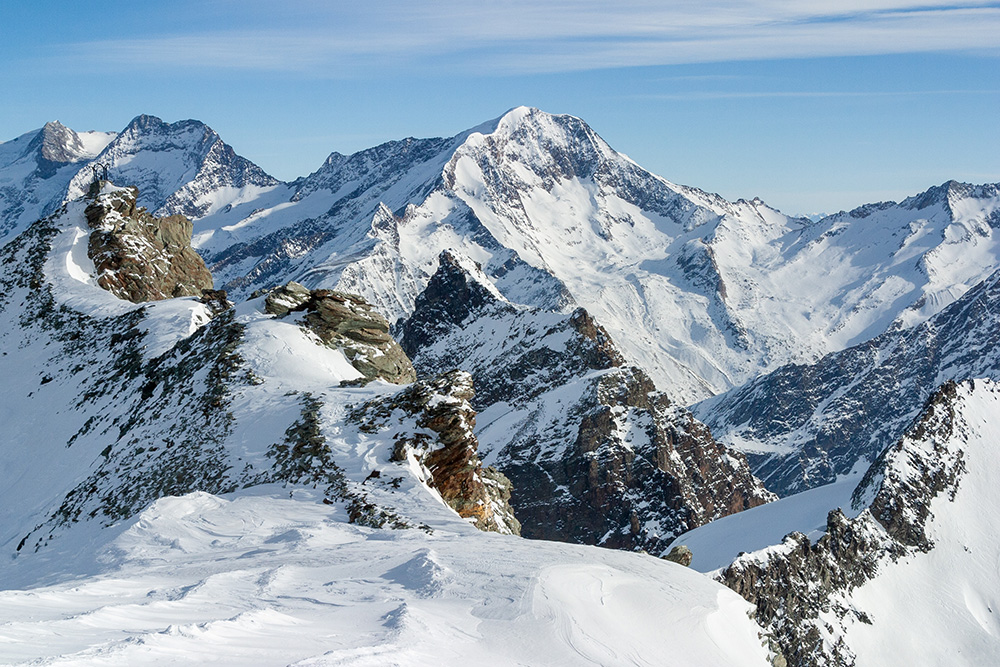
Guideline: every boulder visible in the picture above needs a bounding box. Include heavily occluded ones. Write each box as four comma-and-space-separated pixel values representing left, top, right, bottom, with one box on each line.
264, 282, 416, 385
663, 545, 693, 567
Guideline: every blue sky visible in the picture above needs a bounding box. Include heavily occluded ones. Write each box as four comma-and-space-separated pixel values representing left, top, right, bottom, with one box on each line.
1, 0, 998, 214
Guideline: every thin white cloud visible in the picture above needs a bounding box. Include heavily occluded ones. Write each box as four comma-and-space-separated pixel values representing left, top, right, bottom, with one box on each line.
61, 2, 1000, 74
632, 89, 1000, 100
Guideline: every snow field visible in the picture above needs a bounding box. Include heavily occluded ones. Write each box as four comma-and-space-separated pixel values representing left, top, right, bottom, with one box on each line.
0, 491, 771, 667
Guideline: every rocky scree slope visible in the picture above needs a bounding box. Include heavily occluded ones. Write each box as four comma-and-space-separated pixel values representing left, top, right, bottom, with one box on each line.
716, 379, 1000, 667
697, 262, 1000, 497
398, 250, 773, 554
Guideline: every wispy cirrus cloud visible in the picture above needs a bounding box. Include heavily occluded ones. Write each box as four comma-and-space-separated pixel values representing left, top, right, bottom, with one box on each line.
58, 1, 1000, 75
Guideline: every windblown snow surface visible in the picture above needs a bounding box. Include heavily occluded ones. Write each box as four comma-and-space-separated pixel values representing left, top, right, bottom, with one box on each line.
0, 491, 769, 666
0, 200, 769, 666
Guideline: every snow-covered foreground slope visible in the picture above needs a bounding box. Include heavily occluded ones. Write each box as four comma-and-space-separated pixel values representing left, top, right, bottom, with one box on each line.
694, 379, 1000, 666
0, 490, 770, 666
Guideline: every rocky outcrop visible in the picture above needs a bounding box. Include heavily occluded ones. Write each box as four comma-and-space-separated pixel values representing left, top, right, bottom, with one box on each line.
264, 281, 416, 384
401, 254, 771, 553
352, 370, 520, 535
509, 366, 772, 553
85, 183, 214, 302
717, 381, 971, 667
663, 545, 693, 567
399, 250, 622, 406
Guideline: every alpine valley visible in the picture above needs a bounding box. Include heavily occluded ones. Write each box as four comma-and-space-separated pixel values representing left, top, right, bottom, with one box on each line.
1, 107, 999, 666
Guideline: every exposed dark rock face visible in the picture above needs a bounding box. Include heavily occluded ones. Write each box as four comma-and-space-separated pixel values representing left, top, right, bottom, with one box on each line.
698, 266, 1000, 497
352, 370, 520, 535
512, 366, 772, 553
400, 253, 771, 553
399, 250, 622, 407
263, 280, 312, 317
717, 381, 970, 667
264, 281, 416, 384
84, 183, 214, 303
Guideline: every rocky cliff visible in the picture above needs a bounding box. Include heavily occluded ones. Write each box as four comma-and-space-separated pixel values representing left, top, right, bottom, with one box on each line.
717, 381, 975, 667
85, 182, 214, 302
400, 251, 772, 553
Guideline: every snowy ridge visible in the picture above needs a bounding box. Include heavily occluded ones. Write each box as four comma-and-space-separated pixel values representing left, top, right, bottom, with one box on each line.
708, 379, 1000, 667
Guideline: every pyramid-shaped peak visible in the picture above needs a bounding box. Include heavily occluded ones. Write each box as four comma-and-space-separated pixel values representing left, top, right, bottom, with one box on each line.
36, 120, 86, 164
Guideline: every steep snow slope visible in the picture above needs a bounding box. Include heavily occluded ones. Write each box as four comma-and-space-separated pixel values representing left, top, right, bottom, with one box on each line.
697, 263, 1000, 496
709, 379, 1000, 667
840, 381, 1000, 665
672, 477, 861, 572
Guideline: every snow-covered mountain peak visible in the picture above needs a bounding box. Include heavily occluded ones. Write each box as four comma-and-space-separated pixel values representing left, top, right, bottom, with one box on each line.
0, 122, 115, 241
33, 121, 91, 166
65, 114, 280, 219
1, 121, 112, 175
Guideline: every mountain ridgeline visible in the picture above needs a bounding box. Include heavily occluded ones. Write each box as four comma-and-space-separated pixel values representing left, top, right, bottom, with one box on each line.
3, 107, 1000, 665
